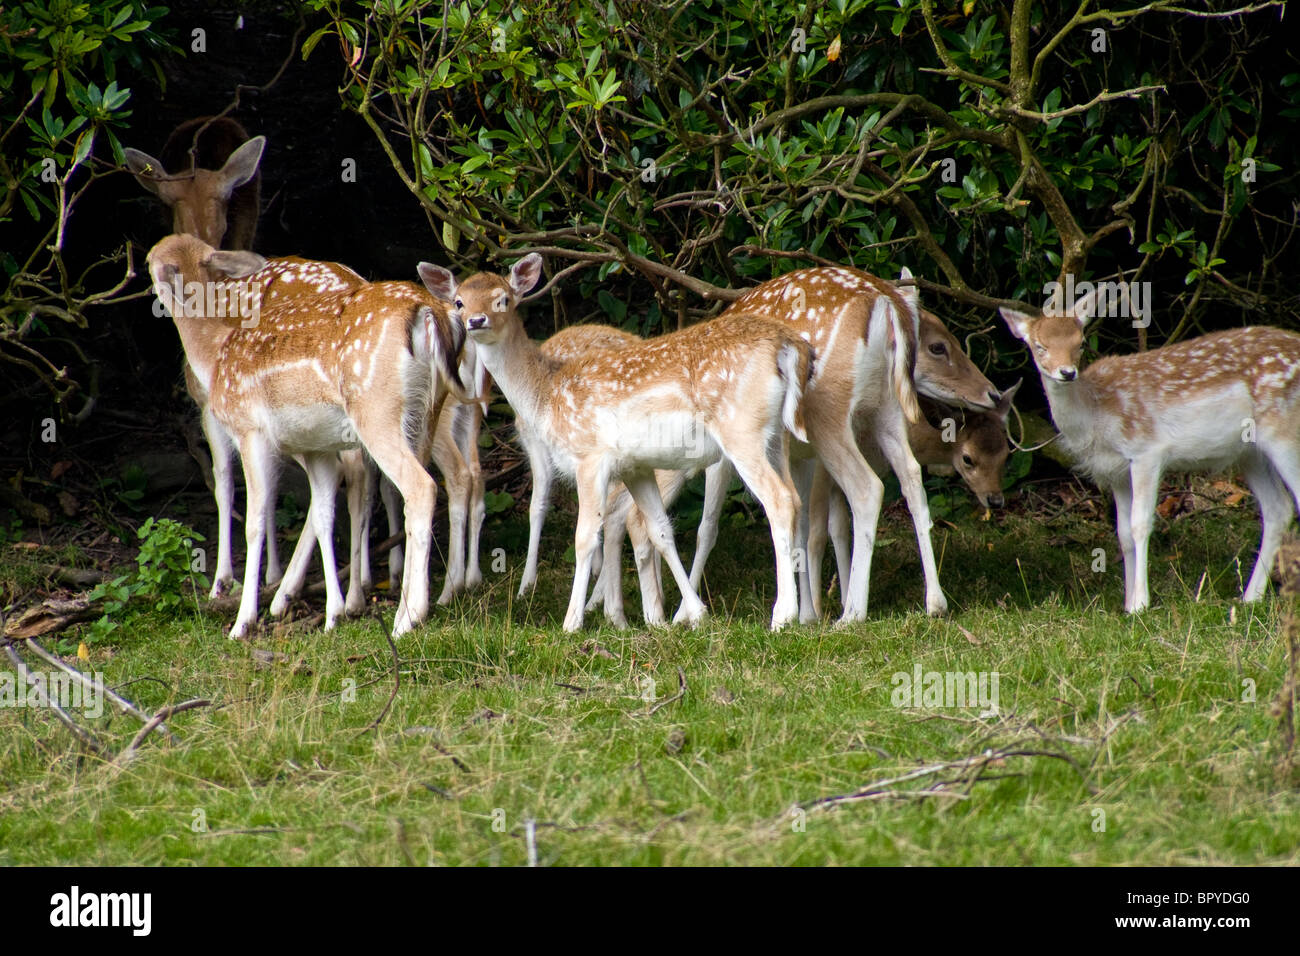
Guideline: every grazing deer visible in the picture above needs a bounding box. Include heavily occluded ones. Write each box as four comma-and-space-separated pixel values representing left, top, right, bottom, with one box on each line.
1002, 288, 1300, 611
807, 384, 1021, 616
147, 236, 468, 638
691, 266, 999, 621
419, 255, 812, 631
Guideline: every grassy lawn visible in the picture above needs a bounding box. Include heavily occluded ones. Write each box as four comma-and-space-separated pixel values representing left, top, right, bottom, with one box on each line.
1, 484, 1297, 866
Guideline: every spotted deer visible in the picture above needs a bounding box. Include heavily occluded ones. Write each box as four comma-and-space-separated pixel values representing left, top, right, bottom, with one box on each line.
419, 255, 812, 631
691, 266, 999, 621
147, 236, 468, 638
590, 316, 1007, 625
807, 383, 1021, 617
1002, 288, 1300, 611
128, 119, 278, 595
510, 323, 681, 627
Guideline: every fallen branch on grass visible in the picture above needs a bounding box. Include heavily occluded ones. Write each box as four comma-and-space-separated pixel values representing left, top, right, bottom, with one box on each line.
115, 698, 212, 765
1, 639, 108, 756
792, 740, 1096, 820
2, 595, 98, 640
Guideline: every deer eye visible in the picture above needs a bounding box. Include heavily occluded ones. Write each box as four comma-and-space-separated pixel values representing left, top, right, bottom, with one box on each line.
962, 454, 975, 467
454, 298, 463, 309
928, 342, 947, 356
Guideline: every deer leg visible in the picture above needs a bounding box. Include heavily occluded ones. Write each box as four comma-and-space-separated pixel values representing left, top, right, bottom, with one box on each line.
1111, 478, 1136, 607
457, 404, 486, 589
1126, 458, 1162, 613
201, 406, 237, 599
301, 452, 346, 630
379, 474, 403, 589
340, 449, 371, 616
725, 440, 801, 631
828, 485, 851, 610
875, 410, 947, 616
627, 496, 667, 626
813, 422, 885, 624
431, 423, 469, 605
689, 458, 735, 591
518, 426, 553, 597
587, 485, 631, 628
268, 506, 318, 619
623, 473, 706, 628
231, 435, 276, 640
792, 457, 817, 623
806, 461, 834, 620
263, 462, 284, 587
1242, 455, 1292, 602
362, 422, 437, 637
564, 463, 610, 633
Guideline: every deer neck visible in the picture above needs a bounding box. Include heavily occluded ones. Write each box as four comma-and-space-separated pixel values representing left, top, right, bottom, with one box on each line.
170, 312, 233, 394
470, 321, 558, 429
1039, 367, 1104, 459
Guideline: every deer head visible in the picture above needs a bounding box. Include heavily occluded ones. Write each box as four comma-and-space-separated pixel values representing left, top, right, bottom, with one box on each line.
126, 133, 266, 249
1000, 288, 1099, 384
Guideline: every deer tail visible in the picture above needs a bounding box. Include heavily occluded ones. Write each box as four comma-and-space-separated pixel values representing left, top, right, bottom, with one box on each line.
880, 294, 921, 425
777, 340, 812, 443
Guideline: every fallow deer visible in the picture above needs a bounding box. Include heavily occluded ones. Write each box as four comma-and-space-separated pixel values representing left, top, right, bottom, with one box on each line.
1002, 288, 1300, 612
697, 266, 998, 621
419, 255, 813, 632
126, 117, 265, 250
127, 122, 401, 605
807, 383, 1022, 616
147, 236, 468, 638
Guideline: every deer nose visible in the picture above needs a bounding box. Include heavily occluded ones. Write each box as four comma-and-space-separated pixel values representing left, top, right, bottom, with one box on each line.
987, 493, 1004, 508
1058, 367, 1077, 382
467, 313, 489, 331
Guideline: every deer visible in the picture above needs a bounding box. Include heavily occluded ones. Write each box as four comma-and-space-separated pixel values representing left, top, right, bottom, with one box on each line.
127, 119, 278, 596
418, 254, 813, 632
591, 315, 1012, 626
126, 117, 265, 250
806, 384, 1021, 617
127, 121, 403, 605
682, 266, 1001, 622
510, 323, 686, 627
1001, 286, 1300, 612
146, 236, 469, 638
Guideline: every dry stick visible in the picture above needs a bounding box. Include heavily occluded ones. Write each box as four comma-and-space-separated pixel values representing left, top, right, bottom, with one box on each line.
1, 641, 108, 756
23, 638, 179, 744
638, 668, 688, 717
115, 698, 212, 764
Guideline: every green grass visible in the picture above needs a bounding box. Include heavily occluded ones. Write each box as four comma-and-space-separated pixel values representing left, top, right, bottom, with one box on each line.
1, 493, 1297, 866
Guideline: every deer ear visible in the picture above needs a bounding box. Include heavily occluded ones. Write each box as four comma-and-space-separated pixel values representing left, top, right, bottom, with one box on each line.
510, 253, 543, 296
1071, 286, 1099, 328
204, 250, 267, 279
994, 378, 1022, 423
216, 136, 265, 197
418, 261, 457, 302
999, 307, 1035, 342
124, 147, 169, 197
